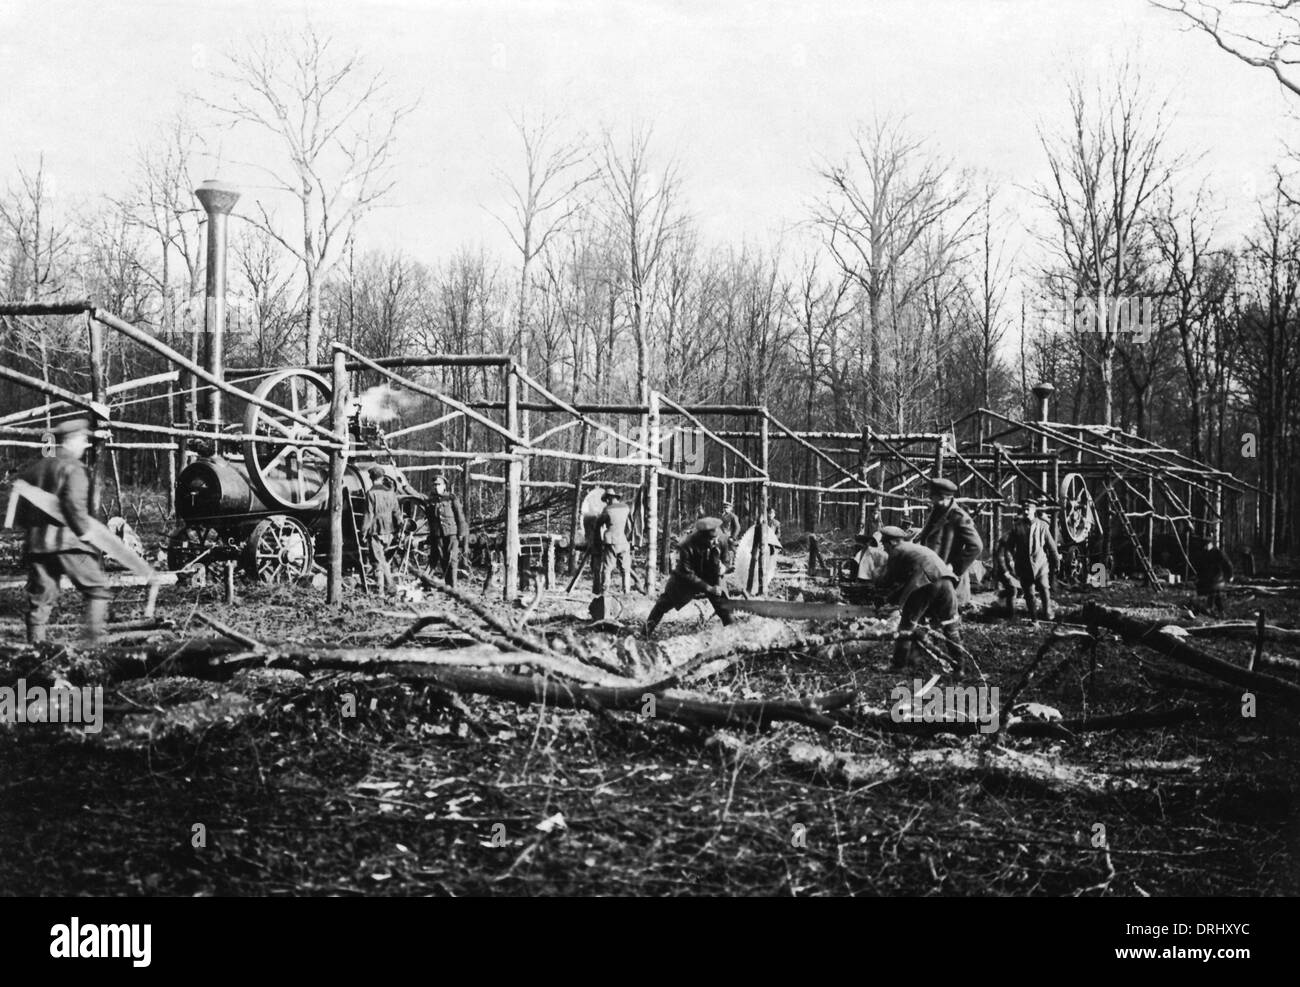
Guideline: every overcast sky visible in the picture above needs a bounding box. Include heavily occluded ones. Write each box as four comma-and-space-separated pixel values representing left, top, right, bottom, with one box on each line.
0, 0, 1294, 267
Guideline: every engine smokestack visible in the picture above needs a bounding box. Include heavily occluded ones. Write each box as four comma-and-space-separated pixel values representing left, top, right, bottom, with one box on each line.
1031, 381, 1055, 501
195, 180, 241, 429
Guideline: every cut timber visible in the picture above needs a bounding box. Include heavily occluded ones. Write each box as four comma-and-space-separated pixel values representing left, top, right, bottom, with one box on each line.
1084, 603, 1300, 710
646, 616, 888, 681
1178, 621, 1300, 642
788, 741, 1198, 796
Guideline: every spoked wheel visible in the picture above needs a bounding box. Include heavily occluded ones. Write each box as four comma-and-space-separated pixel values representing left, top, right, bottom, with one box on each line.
242, 515, 314, 583
1059, 472, 1096, 545
243, 369, 335, 512
387, 497, 430, 577
167, 524, 236, 583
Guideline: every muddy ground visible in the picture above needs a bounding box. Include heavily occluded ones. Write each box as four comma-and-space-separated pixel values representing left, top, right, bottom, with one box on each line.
1, 538, 1297, 897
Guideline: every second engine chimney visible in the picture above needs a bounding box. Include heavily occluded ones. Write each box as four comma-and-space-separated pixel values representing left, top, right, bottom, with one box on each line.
1030, 381, 1055, 504
196, 180, 241, 429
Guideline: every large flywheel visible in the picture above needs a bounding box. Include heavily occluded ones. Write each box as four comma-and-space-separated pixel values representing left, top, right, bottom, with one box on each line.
1058, 472, 1096, 544
243, 369, 335, 511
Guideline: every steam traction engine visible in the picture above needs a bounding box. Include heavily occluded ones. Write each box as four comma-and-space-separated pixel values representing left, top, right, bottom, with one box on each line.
167, 368, 428, 583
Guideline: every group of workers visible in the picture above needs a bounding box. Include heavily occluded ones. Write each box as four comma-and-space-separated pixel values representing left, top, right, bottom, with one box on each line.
10, 427, 1238, 652
362, 468, 468, 596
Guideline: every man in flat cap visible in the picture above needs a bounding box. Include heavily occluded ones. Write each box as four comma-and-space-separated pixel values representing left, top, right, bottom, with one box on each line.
14, 418, 112, 644
593, 489, 633, 596
1004, 499, 1059, 620
425, 474, 469, 586
875, 525, 965, 671
644, 517, 733, 635
916, 475, 983, 606
719, 499, 741, 565
362, 466, 402, 596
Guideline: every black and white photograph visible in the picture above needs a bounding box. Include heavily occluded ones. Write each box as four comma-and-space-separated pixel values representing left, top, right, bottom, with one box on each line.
0, 0, 1294, 927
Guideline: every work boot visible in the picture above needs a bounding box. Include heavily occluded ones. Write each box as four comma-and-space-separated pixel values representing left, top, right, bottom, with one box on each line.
83, 598, 109, 646
25, 618, 46, 644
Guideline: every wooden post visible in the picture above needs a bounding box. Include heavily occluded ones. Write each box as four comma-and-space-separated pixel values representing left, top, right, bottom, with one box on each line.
224, 560, 236, 604
167, 383, 179, 518
646, 390, 661, 594
662, 434, 678, 574
859, 430, 871, 534
758, 408, 770, 595
1146, 474, 1156, 567
327, 348, 348, 605
87, 314, 108, 516
504, 363, 521, 601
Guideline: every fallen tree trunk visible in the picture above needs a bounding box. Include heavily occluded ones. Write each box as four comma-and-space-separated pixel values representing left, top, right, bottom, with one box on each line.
788, 740, 1200, 796
1084, 603, 1300, 711
1179, 621, 1300, 642
367, 667, 856, 732
836, 703, 1200, 737
1, 634, 630, 687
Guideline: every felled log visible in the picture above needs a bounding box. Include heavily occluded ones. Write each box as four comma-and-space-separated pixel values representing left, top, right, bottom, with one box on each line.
647, 616, 884, 681
1083, 603, 1300, 711
787, 740, 1199, 796
2, 634, 627, 687
837, 703, 1199, 737
380, 668, 854, 732
1179, 621, 1300, 642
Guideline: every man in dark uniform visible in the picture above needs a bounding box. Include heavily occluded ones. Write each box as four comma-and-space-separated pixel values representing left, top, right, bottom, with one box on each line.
362, 466, 402, 597
644, 517, 733, 635
16, 418, 112, 644
593, 490, 633, 595
1194, 537, 1234, 616
719, 500, 741, 564
1005, 499, 1059, 620
425, 474, 469, 586
876, 525, 964, 671
916, 475, 983, 606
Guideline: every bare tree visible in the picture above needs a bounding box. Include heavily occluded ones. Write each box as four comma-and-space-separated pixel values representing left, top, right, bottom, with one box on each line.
814, 114, 972, 425
119, 111, 207, 334
1034, 65, 1180, 425
491, 111, 597, 358
600, 125, 685, 414
205, 25, 413, 364
1153, 1, 1300, 97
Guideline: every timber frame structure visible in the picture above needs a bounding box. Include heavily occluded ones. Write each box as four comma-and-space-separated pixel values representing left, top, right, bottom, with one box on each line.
0, 300, 1253, 597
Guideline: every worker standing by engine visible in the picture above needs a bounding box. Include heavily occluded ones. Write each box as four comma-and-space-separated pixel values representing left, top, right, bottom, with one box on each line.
15, 418, 113, 644
426, 474, 469, 586
916, 476, 983, 606
875, 525, 965, 671
362, 466, 402, 597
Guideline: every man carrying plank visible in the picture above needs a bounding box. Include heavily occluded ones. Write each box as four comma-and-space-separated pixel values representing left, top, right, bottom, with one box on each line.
12, 418, 113, 644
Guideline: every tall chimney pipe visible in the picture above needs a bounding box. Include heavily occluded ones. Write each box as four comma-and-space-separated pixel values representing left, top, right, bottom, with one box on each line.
1031, 382, 1055, 499
195, 180, 241, 429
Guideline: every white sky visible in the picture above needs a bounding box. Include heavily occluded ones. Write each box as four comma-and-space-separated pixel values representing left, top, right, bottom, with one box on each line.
0, 0, 1294, 267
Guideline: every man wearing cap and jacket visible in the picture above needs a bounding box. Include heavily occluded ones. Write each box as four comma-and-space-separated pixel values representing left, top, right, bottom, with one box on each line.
876, 525, 965, 671
426, 475, 469, 586
362, 466, 402, 597
916, 475, 983, 606
644, 518, 734, 634
1005, 500, 1059, 620
594, 490, 633, 595
15, 418, 113, 644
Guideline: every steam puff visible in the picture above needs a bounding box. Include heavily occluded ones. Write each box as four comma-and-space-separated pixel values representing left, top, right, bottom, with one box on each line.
355, 385, 416, 423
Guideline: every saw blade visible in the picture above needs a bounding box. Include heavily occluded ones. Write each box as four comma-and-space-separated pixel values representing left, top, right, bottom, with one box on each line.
717, 597, 879, 620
